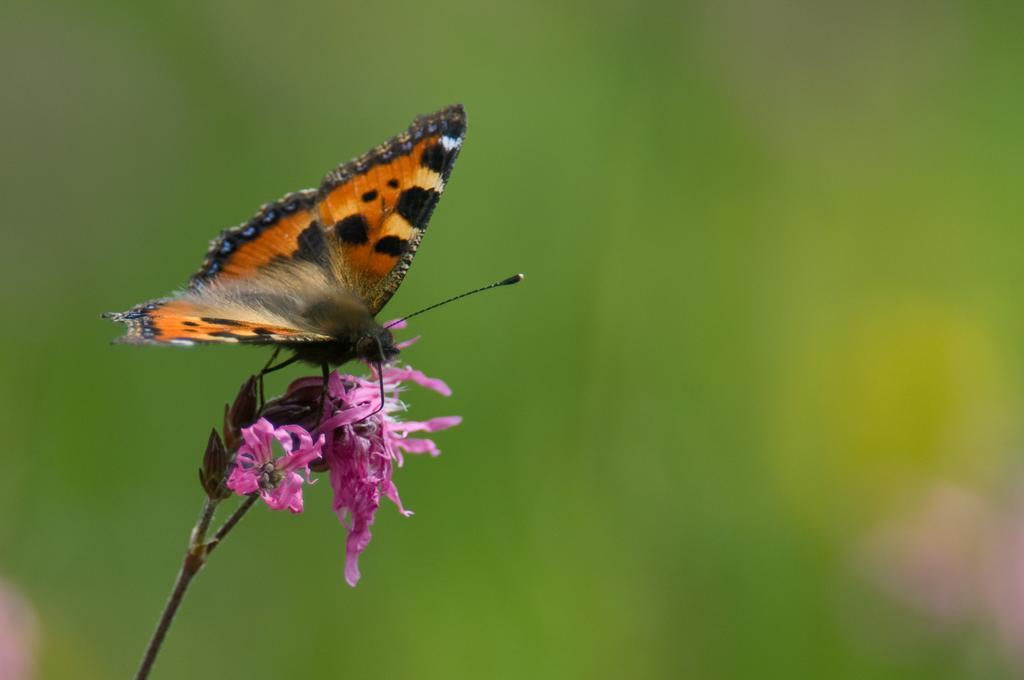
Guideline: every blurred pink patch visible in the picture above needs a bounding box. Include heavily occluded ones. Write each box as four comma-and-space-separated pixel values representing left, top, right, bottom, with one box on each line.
862, 483, 993, 625
983, 491, 1024, 665
863, 481, 1024, 666
0, 578, 36, 680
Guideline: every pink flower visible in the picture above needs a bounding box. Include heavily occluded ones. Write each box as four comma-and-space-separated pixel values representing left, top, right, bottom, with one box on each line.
241, 324, 462, 586
227, 418, 324, 513
316, 365, 461, 586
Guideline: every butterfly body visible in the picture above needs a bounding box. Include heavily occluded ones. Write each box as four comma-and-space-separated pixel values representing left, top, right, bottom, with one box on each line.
105, 105, 466, 367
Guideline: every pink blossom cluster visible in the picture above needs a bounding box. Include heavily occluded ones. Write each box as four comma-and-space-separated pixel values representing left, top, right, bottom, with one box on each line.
227, 337, 460, 586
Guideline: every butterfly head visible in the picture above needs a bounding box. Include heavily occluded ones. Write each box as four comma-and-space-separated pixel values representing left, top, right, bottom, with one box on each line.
355, 327, 400, 365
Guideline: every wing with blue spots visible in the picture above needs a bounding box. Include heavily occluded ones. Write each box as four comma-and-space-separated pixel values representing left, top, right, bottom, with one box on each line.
189, 189, 319, 288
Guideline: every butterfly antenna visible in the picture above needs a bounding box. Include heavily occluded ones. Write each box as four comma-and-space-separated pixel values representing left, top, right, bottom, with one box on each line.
385, 273, 524, 329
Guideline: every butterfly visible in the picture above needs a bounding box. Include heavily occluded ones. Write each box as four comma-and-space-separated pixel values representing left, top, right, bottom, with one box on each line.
105, 105, 467, 370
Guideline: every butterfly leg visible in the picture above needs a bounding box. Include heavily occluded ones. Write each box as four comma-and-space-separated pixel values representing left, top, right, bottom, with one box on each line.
261, 353, 300, 375
257, 352, 301, 412
260, 347, 282, 373
257, 348, 282, 408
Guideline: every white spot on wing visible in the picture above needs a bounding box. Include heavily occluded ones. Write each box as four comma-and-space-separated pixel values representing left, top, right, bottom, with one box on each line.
170, 339, 195, 346
440, 135, 461, 151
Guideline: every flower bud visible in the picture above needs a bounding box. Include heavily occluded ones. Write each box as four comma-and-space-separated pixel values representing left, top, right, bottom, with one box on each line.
199, 428, 231, 499
261, 378, 322, 432
224, 375, 259, 451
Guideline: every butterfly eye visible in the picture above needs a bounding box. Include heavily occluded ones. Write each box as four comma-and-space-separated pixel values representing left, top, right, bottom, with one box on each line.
378, 330, 399, 361
355, 336, 379, 361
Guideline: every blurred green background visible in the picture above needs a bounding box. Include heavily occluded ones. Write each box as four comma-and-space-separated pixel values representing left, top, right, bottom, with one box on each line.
3, 1, 1024, 678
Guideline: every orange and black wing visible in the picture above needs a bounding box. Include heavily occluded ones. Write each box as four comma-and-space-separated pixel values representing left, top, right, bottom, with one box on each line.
107, 105, 465, 348
103, 298, 332, 346
315, 104, 466, 314
189, 189, 320, 288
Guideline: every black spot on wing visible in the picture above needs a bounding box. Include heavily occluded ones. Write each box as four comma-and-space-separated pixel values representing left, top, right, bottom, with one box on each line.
201, 317, 242, 326
209, 331, 240, 339
294, 222, 328, 267
396, 187, 439, 229
253, 327, 273, 336
335, 214, 369, 245
374, 236, 408, 256
183, 321, 199, 327
387, 179, 400, 189
361, 190, 378, 202
420, 143, 447, 173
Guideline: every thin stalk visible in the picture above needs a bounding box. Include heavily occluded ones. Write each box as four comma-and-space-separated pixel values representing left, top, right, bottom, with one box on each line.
133, 493, 257, 680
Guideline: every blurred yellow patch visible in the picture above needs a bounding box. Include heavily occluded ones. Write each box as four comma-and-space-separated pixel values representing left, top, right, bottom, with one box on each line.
768, 303, 1016, 530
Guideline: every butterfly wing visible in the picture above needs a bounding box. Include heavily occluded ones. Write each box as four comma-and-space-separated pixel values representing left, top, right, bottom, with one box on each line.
315, 104, 466, 313
107, 104, 466, 348
104, 297, 333, 346
107, 186, 339, 347
190, 190, 319, 287
189, 105, 465, 313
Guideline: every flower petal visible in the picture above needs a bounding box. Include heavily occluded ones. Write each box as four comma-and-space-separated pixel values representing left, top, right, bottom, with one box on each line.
345, 525, 373, 587
318, 402, 379, 434
382, 479, 413, 516
395, 437, 441, 456
274, 424, 314, 454
278, 444, 324, 475
327, 371, 348, 400
263, 471, 306, 513
239, 418, 275, 462
226, 467, 260, 495
397, 416, 463, 433
385, 367, 452, 396
395, 335, 421, 350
